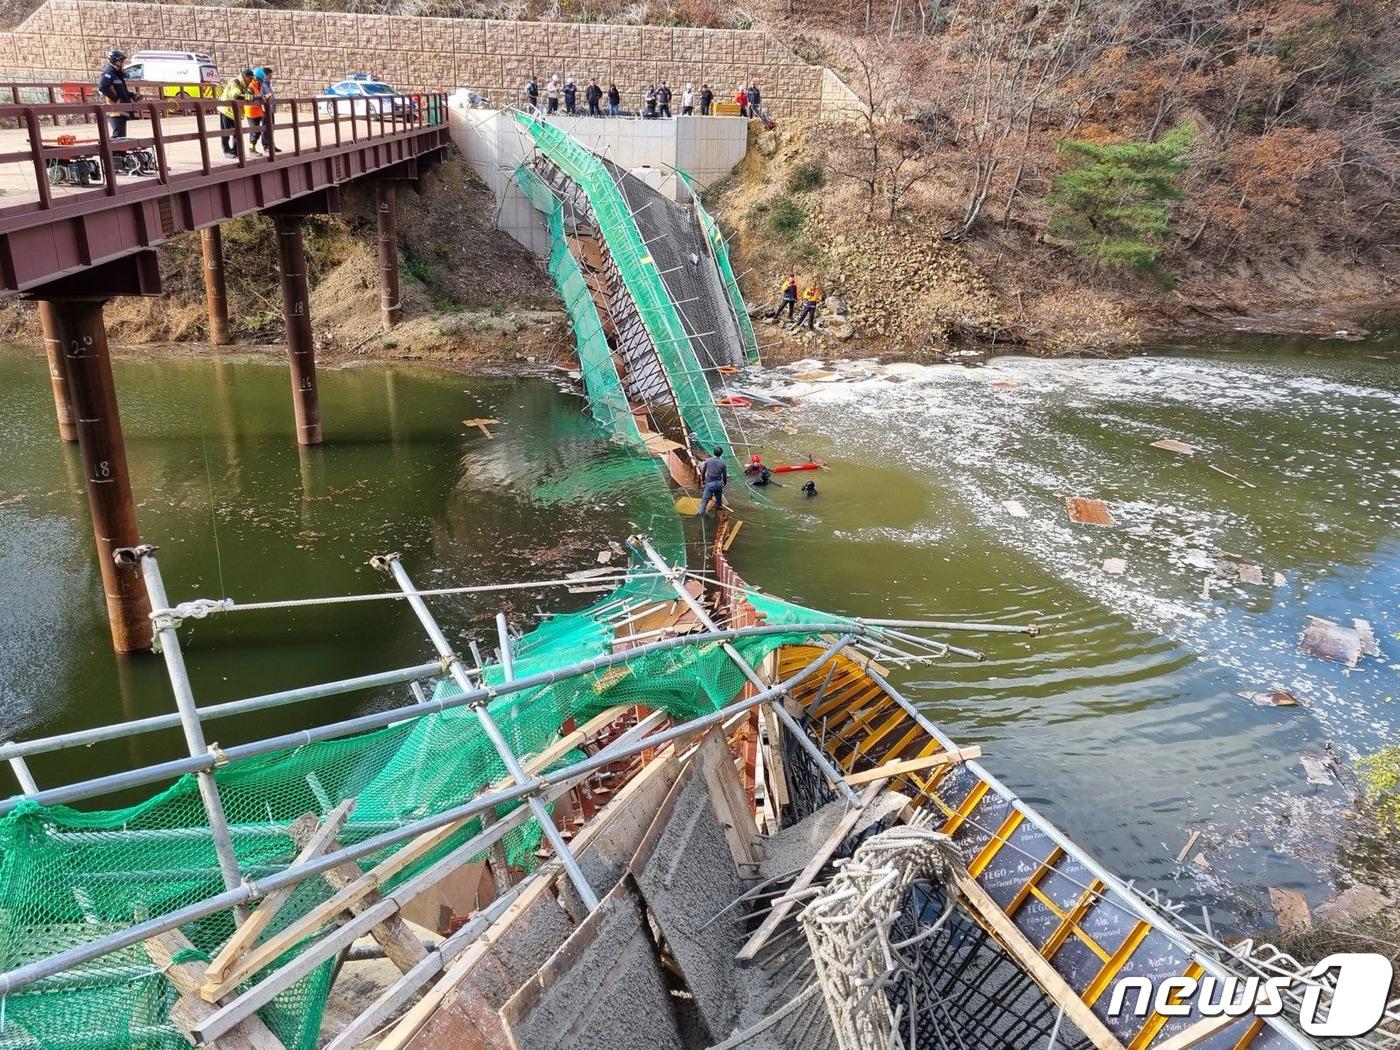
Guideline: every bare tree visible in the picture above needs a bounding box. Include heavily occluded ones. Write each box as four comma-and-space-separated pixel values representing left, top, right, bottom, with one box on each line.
825, 43, 940, 222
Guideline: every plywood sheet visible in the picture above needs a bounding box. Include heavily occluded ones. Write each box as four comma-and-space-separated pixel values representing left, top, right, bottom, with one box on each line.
1065, 497, 1114, 527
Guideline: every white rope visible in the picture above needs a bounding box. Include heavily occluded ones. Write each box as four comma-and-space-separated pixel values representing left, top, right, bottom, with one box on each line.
154, 570, 667, 620
799, 826, 964, 1050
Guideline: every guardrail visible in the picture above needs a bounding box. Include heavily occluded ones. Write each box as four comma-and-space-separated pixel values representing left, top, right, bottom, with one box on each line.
0, 88, 447, 215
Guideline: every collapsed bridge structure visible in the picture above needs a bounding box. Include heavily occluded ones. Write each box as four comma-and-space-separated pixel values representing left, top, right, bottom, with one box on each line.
0, 111, 1391, 1050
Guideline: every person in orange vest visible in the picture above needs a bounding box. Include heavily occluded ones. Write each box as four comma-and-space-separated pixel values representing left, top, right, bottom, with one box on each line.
216, 69, 257, 158
793, 282, 822, 330
244, 73, 265, 155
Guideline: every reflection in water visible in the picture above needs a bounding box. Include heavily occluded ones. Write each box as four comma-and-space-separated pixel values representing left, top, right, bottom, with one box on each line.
0, 330, 1395, 927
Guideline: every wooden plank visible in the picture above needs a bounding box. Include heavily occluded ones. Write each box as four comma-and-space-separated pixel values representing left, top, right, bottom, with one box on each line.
203, 710, 631, 1001
463, 417, 500, 438
1150, 438, 1198, 456
386, 749, 684, 1050
1066, 497, 1114, 527
736, 779, 889, 961
951, 869, 1128, 1050
1150, 1010, 1248, 1050
696, 729, 760, 869
721, 518, 744, 551
201, 800, 354, 993
288, 821, 429, 974
147, 930, 285, 1050
840, 750, 985, 789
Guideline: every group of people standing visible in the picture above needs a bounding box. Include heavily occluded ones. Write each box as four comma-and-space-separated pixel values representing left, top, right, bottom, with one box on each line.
96, 48, 275, 159
216, 66, 276, 157
522, 75, 766, 119
775, 274, 823, 330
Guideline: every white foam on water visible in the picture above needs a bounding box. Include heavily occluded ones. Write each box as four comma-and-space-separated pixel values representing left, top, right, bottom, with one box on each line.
752, 353, 1400, 755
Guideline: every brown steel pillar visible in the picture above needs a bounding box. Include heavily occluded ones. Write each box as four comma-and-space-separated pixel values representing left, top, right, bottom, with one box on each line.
376, 181, 402, 330
38, 300, 77, 442
199, 226, 232, 346
273, 214, 322, 445
48, 299, 153, 653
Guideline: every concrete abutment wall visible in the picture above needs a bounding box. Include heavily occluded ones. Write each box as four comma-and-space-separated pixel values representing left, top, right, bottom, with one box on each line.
1, 0, 851, 119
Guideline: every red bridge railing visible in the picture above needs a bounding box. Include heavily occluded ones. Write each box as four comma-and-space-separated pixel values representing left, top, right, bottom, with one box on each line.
0, 88, 448, 217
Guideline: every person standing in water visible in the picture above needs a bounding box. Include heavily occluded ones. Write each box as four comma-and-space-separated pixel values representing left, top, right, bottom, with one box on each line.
698, 448, 728, 516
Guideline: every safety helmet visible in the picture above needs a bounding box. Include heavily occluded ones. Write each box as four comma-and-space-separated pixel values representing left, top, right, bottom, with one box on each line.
241, 68, 256, 78
107, 49, 126, 62
751, 454, 761, 463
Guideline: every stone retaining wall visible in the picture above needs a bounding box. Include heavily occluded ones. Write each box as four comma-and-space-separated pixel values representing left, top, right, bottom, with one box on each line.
0, 0, 838, 117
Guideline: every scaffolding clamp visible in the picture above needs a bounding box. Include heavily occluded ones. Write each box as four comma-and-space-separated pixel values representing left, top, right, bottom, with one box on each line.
368, 553, 401, 574
113, 544, 157, 568
207, 743, 230, 768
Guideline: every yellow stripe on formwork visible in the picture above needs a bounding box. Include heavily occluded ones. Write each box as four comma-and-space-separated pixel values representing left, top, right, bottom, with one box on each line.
809, 681, 887, 721
968, 809, 1025, 878
1006, 845, 1065, 917
1233, 1019, 1266, 1048
1084, 920, 1152, 1006
941, 780, 989, 835
1128, 962, 1205, 1050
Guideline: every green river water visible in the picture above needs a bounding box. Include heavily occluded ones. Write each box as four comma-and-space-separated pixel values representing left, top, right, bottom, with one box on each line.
0, 325, 1396, 930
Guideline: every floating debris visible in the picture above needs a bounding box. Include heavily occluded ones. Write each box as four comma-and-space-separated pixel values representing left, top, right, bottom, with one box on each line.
1175, 829, 1201, 863
1298, 615, 1382, 667
1268, 886, 1313, 932
1065, 497, 1113, 527
1300, 754, 1333, 786
1273, 571, 1287, 587
1102, 558, 1126, 575
1001, 500, 1029, 518
1207, 463, 1257, 488
1151, 438, 1199, 456
462, 417, 500, 439
1236, 563, 1265, 586
596, 550, 614, 564
1240, 690, 1305, 708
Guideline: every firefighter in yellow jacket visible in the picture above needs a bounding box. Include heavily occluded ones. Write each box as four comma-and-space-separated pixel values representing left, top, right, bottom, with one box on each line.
217, 69, 257, 159
793, 282, 822, 331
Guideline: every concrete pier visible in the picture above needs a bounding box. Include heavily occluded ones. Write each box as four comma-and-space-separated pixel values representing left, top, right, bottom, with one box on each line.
376, 181, 402, 330
45, 298, 153, 653
273, 214, 322, 446
199, 226, 232, 346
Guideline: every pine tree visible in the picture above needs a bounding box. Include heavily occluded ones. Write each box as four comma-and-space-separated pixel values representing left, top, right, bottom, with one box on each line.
1047, 125, 1194, 283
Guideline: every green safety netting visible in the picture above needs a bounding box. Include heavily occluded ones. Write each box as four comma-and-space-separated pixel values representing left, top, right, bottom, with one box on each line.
0, 579, 840, 1048
513, 162, 642, 447
0, 116, 796, 1050
685, 174, 761, 365
512, 113, 736, 471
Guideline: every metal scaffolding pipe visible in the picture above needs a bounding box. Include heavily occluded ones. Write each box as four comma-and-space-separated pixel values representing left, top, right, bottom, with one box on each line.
384, 557, 599, 910
199, 225, 232, 345
0, 619, 864, 817
376, 181, 402, 329
856, 617, 1040, 636
273, 213, 322, 446
635, 536, 860, 806
135, 548, 247, 923
0, 630, 850, 997
48, 298, 153, 653
37, 300, 76, 442
0, 661, 442, 764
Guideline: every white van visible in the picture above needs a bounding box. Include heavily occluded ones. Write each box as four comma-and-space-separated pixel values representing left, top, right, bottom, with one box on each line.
125, 51, 219, 96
